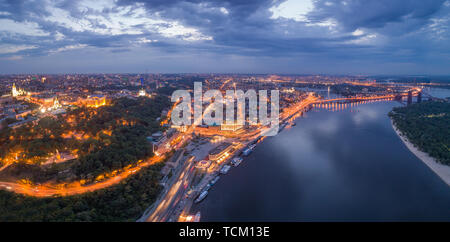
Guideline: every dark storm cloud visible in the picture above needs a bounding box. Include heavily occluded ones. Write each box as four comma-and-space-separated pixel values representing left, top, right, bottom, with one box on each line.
112, 0, 449, 57
308, 0, 447, 32
116, 0, 281, 46
0, 0, 449, 74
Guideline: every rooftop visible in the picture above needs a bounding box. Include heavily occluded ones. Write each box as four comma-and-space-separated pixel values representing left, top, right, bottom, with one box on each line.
209, 142, 232, 156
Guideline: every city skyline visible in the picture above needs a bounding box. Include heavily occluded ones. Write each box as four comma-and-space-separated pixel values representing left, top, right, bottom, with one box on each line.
1, 0, 450, 229
0, 0, 450, 75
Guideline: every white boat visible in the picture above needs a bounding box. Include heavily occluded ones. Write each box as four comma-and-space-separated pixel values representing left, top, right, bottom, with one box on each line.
195, 190, 208, 203
210, 176, 220, 186
231, 157, 243, 167
242, 148, 252, 156
204, 184, 211, 191
220, 165, 231, 174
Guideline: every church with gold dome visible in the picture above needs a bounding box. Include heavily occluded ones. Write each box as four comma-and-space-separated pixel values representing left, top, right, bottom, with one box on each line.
11, 83, 28, 97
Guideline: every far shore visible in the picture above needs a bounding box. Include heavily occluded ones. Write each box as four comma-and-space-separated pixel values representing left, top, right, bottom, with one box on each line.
391, 120, 450, 186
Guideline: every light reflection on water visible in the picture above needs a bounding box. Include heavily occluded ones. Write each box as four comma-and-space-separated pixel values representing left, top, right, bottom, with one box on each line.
193, 90, 450, 222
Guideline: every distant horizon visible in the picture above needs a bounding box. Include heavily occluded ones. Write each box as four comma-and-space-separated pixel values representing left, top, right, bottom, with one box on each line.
1, 72, 450, 78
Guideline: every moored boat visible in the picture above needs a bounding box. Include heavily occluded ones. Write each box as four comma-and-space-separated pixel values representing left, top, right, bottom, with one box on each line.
210, 176, 220, 186
231, 157, 243, 167
195, 190, 208, 203
220, 165, 231, 174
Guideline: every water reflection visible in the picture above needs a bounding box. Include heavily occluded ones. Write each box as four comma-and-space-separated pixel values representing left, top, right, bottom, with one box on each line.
194, 98, 450, 222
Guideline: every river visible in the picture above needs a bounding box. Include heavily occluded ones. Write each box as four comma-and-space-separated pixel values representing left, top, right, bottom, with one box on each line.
193, 91, 450, 221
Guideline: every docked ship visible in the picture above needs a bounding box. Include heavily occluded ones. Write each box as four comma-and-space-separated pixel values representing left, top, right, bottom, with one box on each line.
210, 176, 220, 186
243, 143, 257, 156
231, 157, 243, 167
195, 190, 208, 203
242, 148, 252, 156
220, 165, 231, 174
204, 184, 211, 191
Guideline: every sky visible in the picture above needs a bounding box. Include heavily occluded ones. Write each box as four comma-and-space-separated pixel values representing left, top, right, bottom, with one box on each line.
0, 0, 449, 75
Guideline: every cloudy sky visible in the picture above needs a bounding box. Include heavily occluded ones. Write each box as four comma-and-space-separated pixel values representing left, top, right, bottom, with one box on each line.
0, 0, 449, 74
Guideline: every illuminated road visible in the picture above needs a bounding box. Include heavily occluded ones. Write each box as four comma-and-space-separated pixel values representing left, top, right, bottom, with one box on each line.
145, 157, 195, 222
0, 162, 12, 172
0, 155, 164, 197
281, 93, 318, 120
142, 102, 216, 222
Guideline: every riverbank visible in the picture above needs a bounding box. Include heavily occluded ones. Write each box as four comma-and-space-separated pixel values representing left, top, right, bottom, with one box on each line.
391, 120, 450, 186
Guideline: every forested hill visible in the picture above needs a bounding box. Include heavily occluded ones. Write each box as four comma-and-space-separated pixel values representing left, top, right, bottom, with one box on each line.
0, 95, 172, 221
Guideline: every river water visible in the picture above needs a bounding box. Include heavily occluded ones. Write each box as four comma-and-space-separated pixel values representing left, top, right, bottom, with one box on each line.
193, 91, 450, 221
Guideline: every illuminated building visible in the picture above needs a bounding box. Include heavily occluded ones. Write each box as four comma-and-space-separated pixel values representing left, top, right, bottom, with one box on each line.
29, 94, 55, 107
171, 125, 187, 132
211, 135, 225, 143
220, 122, 243, 131
195, 160, 212, 172
138, 89, 147, 97
11, 83, 27, 97
39, 97, 64, 114
53, 98, 61, 109
15, 110, 32, 119
282, 87, 296, 93
208, 142, 235, 162
79, 95, 107, 108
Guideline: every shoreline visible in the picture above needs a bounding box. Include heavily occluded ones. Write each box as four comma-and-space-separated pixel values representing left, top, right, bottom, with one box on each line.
391, 120, 450, 187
